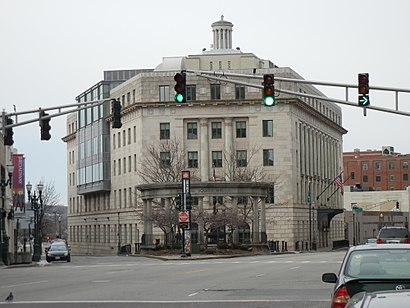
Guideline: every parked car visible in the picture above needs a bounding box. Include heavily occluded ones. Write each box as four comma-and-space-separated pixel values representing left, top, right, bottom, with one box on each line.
376, 226, 410, 244
322, 244, 410, 308
346, 289, 410, 307
46, 241, 71, 262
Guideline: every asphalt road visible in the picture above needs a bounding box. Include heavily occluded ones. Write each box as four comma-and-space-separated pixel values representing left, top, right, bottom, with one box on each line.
0, 251, 345, 307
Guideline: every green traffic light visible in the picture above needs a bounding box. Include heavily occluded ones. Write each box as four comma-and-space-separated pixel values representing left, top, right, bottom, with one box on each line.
175, 94, 184, 103
264, 96, 275, 106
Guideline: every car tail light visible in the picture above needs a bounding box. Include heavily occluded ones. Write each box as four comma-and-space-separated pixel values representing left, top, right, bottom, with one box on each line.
405, 239, 410, 244
331, 286, 350, 308
376, 239, 382, 244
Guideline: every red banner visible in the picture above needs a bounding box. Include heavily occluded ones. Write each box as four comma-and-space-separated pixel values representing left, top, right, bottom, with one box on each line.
12, 154, 25, 214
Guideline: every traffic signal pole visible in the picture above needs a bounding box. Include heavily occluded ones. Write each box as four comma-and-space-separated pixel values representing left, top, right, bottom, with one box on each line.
186, 69, 410, 118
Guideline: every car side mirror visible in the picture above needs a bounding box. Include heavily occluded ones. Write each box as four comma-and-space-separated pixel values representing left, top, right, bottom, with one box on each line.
322, 273, 337, 283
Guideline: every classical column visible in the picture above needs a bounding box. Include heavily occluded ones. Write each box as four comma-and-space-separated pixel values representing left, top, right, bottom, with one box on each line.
252, 196, 259, 243
200, 118, 209, 181
260, 198, 266, 243
198, 197, 204, 245
224, 118, 233, 181
232, 197, 239, 244
143, 199, 153, 245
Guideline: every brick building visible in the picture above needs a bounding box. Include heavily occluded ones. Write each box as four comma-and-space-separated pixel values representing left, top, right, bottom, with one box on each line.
343, 146, 410, 191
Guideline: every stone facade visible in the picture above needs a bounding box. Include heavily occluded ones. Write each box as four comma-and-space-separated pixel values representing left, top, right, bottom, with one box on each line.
64, 17, 347, 255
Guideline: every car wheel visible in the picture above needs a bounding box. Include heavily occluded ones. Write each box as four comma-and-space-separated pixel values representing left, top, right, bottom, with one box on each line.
46, 258, 51, 263
67, 257, 71, 262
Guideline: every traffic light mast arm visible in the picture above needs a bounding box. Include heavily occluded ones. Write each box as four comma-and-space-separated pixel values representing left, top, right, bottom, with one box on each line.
186, 70, 410, 118
1, 99, 107, 130
187, 69, 410, 94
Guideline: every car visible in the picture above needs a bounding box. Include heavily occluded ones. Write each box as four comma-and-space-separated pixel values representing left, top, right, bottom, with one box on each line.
376, 226, 410, 244
346, 289, 410, 307
322, 244, 410, 308
45, 241, 71, 262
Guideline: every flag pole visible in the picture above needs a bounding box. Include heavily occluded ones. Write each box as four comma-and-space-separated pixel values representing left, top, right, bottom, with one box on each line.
326, 174, 351, 201
316, 171, 344, 201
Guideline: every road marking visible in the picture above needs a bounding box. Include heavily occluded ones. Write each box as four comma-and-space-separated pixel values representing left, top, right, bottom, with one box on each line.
0, 280, 48, 289
255, 274, 265, 277
188, 292, 199, 297
91, 280, 111, 283
290, 266, 301, 270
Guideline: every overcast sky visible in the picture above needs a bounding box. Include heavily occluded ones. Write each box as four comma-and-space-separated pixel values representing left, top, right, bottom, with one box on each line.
1, 0, 409, 204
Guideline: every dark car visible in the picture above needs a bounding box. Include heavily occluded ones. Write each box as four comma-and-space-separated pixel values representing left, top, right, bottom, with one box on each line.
346, 289, 410, 307
322, 244, 410, 308
46, 241, 71, 262
376, 226, 410, 244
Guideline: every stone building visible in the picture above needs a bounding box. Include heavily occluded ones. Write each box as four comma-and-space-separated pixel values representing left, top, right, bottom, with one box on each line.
64, 16, 347, 255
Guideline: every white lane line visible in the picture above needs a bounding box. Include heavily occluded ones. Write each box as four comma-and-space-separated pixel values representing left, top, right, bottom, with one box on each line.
92, 280, 111, 283
188, 292, 199, 297
290, 266, 301, 270
256, 274, 265, 277
0, 280, 48, 289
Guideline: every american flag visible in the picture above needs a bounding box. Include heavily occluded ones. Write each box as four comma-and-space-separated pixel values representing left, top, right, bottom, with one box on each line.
335, 174, 344, 195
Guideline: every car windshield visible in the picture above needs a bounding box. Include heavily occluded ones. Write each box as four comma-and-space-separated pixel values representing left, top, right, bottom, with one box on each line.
379, 229, 409, 238
49, 245, 67, 252
345, 249, 410, 278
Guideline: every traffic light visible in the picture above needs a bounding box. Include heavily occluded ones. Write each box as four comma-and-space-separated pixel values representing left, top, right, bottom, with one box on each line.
175, 193, 182, 210
263, 74, 276, 106
111, 99, 122, 129
358, 73, 370, 106
39, 111, 51, 141
3, 116, 14, 146
174, 72, 186, 103
186, 193, 192, 210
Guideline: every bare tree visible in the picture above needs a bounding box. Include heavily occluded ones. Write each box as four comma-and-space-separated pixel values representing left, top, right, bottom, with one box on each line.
142, 201, 179, 247
38, 181, 62, 240
223, 144, 267, 182
138, 137, 187, 183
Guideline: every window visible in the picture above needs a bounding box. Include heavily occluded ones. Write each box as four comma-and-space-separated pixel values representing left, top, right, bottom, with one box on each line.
235, 85, 245, 100
213, 196, 223, 205
188, 151, 198, 168
159, 85, 170, 102
388, 161, 395, 170
160, 123, 170, 140
262, 120, 273, 137
211, 84, 221, 100
362, 163, 368, 171
237, 196, 248, 205
390, 174, 395, 182
187, 122, 198, 139
403, 162, 409, 169
128, 128, 131, 145
132, 89, 136, 103
350, 172, 355, 180
363, 175, 368, 182
403, 174, 408, 181
263, 149, 274, 166
375, 161, 381, 171
236, 121, 246, 138
211, 122, 222, 139
186, 85, 196, 101
212, 151, 223, 168
266, 186, 275, 204
160, 152, 171, 168
236, 150, 247, 167
375, 175, 381, 182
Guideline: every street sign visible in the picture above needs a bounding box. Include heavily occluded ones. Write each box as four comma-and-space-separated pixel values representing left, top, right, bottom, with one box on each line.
353, 207, 363, 213
179, 211, 189, 223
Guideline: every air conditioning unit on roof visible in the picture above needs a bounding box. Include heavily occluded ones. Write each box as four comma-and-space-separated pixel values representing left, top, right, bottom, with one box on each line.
382, 146, 394, 156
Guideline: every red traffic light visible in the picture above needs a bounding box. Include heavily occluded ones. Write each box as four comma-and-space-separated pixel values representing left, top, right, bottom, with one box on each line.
264, 74, 274, 85
358, 73, 369, 95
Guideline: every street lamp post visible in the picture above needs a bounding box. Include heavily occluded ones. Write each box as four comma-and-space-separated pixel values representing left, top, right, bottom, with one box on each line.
1, 164, 14, 265
26, 181, 44, 262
